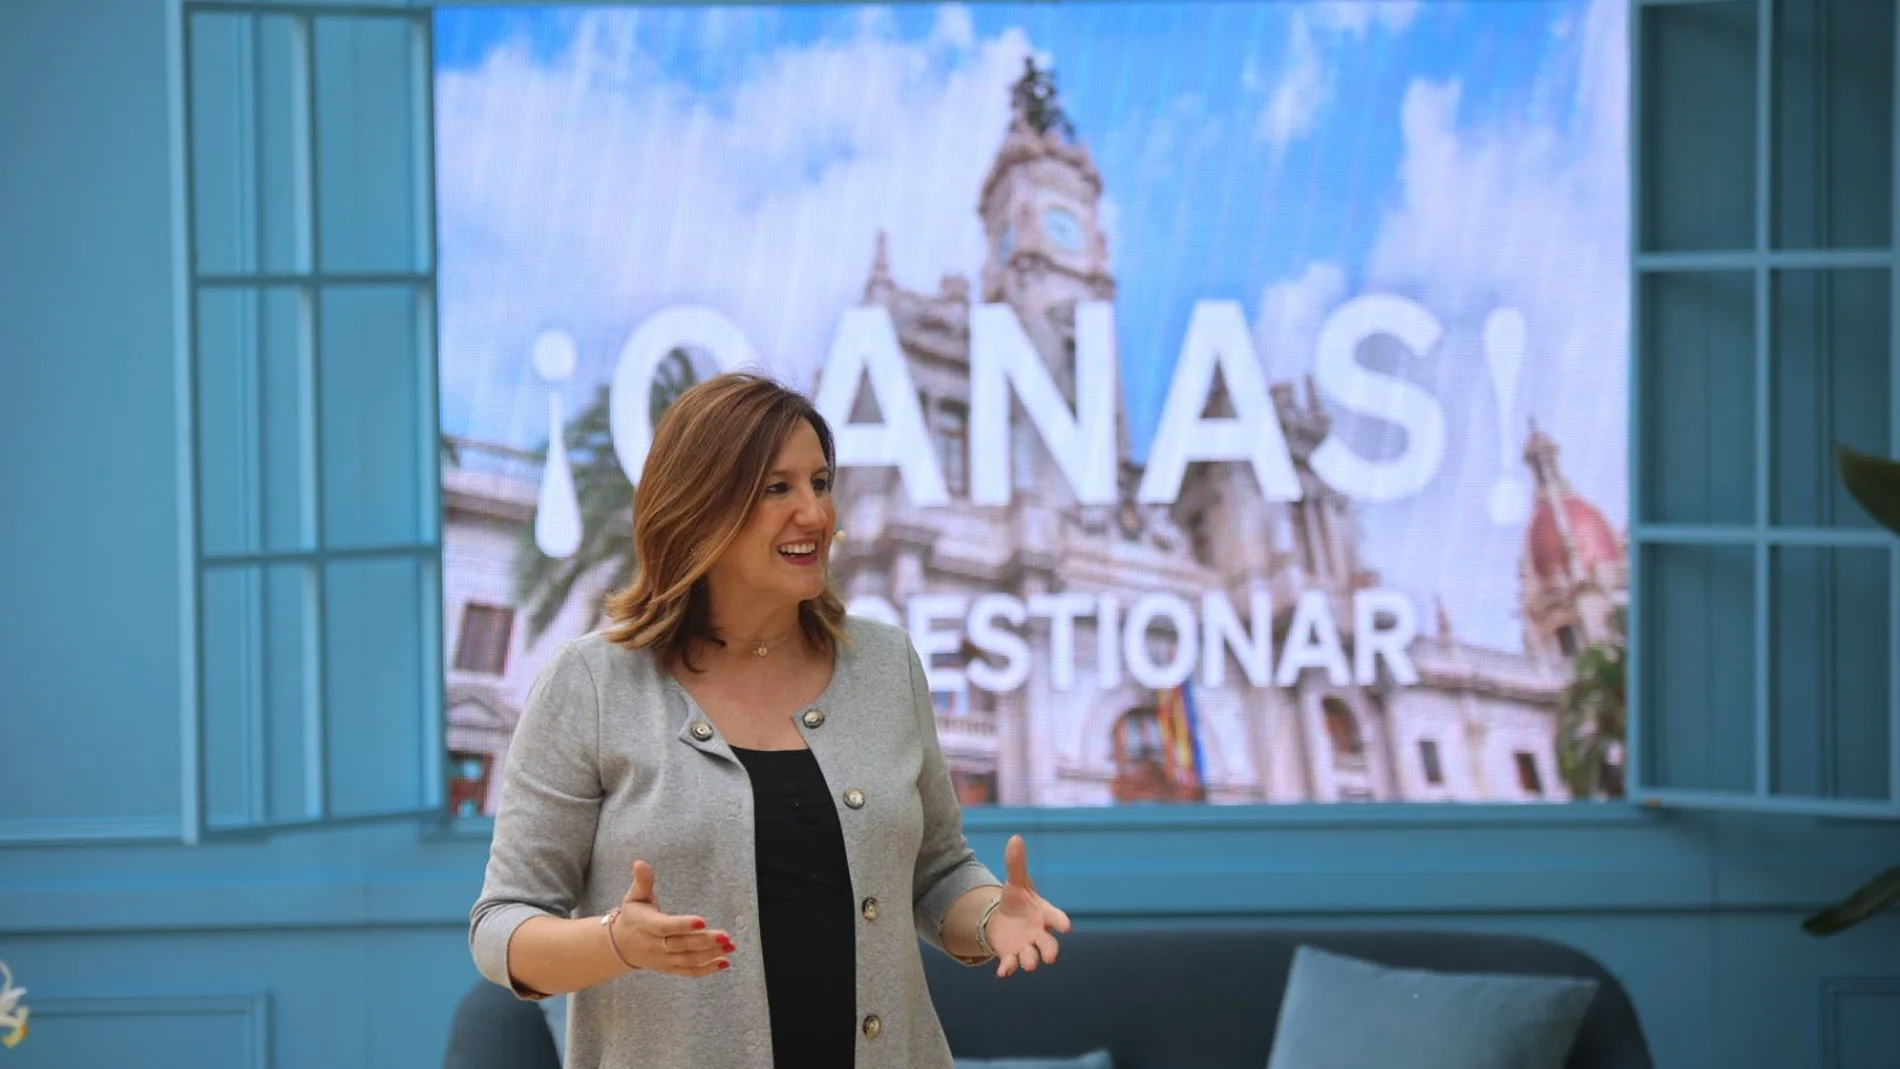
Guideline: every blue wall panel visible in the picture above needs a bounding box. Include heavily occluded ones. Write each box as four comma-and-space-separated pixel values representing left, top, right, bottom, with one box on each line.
1821, 976, 1900, 1069
0, 0, 186, 842
2, 3, 1899, 1069
12, 994, 268, 1069
0, 930, 475, 1069
1711, 915, 1900, 1069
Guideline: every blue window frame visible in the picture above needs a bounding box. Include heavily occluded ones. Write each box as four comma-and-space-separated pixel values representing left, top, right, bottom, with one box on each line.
180, 0, 443, 841
1629, 0, 1900, 819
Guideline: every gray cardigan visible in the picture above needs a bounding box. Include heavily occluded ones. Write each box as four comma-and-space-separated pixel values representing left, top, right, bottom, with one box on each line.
469, 615, 1003, 1069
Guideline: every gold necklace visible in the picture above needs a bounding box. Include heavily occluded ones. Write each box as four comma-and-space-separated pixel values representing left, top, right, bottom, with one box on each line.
742, 623, 800, 658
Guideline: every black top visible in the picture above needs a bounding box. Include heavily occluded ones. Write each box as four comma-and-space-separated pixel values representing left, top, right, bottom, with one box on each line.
731, 746, 858, 1069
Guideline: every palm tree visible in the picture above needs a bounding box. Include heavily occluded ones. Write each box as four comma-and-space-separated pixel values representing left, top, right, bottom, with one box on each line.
512, 349, 700, 644
1555, 607, 1628, 801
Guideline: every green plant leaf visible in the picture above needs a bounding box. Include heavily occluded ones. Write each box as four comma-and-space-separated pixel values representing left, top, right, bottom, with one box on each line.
1834, 444, 1900, 537
1802, 864, 1900, 936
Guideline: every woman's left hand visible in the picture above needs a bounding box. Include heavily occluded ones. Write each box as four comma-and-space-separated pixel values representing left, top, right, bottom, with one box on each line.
983, 834, 1073, 978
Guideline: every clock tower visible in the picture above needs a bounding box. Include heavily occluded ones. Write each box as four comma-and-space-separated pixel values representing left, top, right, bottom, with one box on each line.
978, 58, 1118, 398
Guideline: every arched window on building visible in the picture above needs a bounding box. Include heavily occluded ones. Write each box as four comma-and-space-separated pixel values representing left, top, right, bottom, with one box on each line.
1110, 702, 1209, 804
1322, 696, 1365, 771
938, 398, 968, 496
1418, 738, 1445, 786
1556, 623, 1581, 658
447, 752, 494, 819
1110, 707, 1167, 803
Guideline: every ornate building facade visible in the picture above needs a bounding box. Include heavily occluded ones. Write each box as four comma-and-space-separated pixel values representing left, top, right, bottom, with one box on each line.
820, 63, 1630, 807
435, 63, 1629, 814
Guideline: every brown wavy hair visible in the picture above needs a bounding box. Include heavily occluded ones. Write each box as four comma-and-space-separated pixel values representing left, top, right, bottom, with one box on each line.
602, 372, 849, 669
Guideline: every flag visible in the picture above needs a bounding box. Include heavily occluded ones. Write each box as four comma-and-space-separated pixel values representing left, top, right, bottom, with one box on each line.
1156, 683, 1205, 791
1181, 678, 1208, 791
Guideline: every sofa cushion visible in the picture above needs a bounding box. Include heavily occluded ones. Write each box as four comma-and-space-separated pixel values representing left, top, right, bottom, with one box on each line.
1266, 945, 1599, 1069
922, 928, 1651, 1069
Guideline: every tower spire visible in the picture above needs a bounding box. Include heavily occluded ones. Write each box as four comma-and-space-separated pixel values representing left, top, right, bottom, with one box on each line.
1524, 416, 1568, 494
863, 229, 894, 303
1517, 420, 1628, 662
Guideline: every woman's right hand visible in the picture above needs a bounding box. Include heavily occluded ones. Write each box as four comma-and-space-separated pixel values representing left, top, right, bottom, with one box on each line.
611, 860, 735, 977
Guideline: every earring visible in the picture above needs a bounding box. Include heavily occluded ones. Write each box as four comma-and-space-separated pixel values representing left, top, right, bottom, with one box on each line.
833, 529, 846, 541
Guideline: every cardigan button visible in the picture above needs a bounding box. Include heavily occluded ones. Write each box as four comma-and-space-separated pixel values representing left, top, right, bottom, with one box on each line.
861, 897, 879, 921
843, 787, 865, 809
689, 721, 714, 742
861, 1015, 882, 1039
802, 707, 826, 729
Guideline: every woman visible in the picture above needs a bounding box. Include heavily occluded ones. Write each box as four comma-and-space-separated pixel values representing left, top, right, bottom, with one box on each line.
470, 372, 1071, 1068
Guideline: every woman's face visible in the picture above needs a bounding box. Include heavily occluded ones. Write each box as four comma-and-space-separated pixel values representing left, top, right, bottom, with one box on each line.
704, 419, 837, 616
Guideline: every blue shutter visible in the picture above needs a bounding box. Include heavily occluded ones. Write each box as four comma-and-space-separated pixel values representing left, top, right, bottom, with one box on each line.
1629, 0, 1900, 819
181, 2, 443, 841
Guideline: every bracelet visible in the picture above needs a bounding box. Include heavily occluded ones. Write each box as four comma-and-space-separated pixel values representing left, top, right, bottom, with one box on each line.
601, 908, 639, 971
974, 893, 1004, 959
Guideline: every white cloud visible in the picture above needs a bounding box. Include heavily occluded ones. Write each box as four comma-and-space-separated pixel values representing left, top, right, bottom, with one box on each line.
1253, 261, 1348, 385
693, 6, 775, 57
435, 9, 1035, 446
1258, 17, 1326, 149
1366, 0, 1627, 489
1311, 0, 1420, 36
1255, 0, 1419, 155
1253, 0, 1628, 653
931, 4, 976, 50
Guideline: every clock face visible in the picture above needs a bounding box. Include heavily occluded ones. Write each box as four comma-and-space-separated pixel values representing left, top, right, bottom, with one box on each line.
1042, 206, 1083, 252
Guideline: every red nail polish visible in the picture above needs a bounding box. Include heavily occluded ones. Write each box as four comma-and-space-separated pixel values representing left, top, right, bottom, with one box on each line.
692, 920, 706, 930
717, 960, 730, 970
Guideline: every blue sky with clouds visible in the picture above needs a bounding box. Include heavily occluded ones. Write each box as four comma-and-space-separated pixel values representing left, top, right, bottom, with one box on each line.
432, 0, 1627, 652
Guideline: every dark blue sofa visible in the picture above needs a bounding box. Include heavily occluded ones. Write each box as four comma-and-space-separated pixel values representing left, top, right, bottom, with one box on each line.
443, 927, 1653, 1069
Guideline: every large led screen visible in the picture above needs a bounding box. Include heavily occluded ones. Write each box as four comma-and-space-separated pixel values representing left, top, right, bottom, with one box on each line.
435, 0, 1630, 813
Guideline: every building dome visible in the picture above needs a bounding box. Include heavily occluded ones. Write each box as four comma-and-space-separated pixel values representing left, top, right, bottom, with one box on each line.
1521, 421, 1621, 582
1527, 494, 1621, 580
